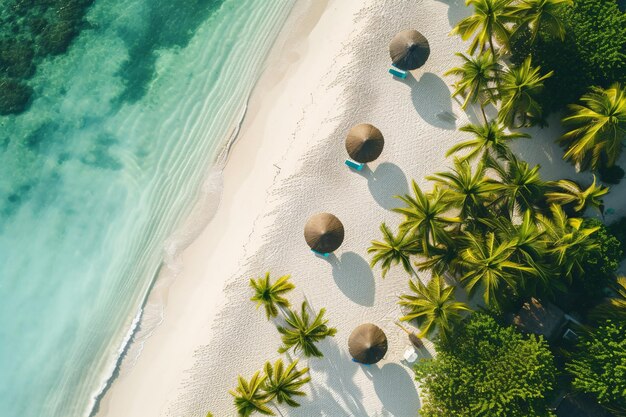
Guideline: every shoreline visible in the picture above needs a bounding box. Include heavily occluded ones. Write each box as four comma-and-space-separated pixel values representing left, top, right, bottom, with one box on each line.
93, 1, 332, 415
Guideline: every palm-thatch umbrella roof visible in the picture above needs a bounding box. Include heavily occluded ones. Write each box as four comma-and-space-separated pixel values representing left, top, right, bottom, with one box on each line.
345, 123, 384, 163
304, 213, 344, 253
389, 30, 430, 71
348, 323, 388, 364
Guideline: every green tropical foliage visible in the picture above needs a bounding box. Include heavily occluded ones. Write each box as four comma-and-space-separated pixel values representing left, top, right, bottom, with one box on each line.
497, 57, 553, 127
415, 313, 557, 417
444, 51, 500, 110
566, 321, 626, 415
230, 371, 273, 417
368, 223, 420, 278
576, 219, 623, 303
539, 205, 600, 281
511, 0, 626, 114
277, 302, 337, 358
250, 273, 295, 319
394, 182, 461, 257
398, 274, 470, 341
427, 159, 493, 219
459, 232, 536, 306
545, 176, 608, 214
263, 359, 310, 408
449, 120, 529, 162
609, 216, 626, 258
481, 210, 554, 293
560, 84, 626, 171
486, 154, 546, 218
511, 0, 573, 42
414, 233, 461, 277
452, 0, 516, 55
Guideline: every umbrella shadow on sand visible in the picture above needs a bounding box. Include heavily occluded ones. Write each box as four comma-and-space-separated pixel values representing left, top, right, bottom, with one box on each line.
303, 339, 370, 416
411, 72, 456, 130
330, 251, 376, 306
370, 363, 421, 417
400, 72, 456, 130
358, 162, 409, 210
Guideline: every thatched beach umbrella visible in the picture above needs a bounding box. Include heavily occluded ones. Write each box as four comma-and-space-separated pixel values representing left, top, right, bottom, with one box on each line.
304, 213, 344, 253
348, 323, 388, 364
345, 123, 384, 163
389, 30, 430, 71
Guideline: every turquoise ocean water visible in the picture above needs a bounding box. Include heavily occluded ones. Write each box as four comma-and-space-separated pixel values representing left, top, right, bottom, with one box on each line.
0, 1, 294, 416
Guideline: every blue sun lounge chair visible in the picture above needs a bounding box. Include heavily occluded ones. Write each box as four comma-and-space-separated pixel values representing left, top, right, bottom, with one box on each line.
311, 249, 330, 257
389, 64, 407, 79
345, 159, 364, 171
351, 358, 371, 366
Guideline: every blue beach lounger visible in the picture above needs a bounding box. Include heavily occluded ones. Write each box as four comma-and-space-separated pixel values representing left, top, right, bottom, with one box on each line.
389, 65, 407, 79
345, 159, 364, 171
311, 249, 330, 257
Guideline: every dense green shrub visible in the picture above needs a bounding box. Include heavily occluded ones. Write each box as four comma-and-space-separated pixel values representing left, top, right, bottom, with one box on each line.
576, 219, 623, 303
609, 216, 626, 258
512, 0, 626, 114
566, 320, 626, 415
415, 313, 557, 417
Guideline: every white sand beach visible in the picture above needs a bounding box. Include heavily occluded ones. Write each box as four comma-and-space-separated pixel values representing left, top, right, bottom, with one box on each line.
95, 0, 626, 416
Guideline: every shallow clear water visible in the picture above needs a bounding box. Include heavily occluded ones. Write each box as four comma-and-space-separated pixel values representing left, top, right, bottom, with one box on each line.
0, 0, 294, 416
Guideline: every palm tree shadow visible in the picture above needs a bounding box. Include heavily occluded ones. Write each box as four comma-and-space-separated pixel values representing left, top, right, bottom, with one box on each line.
410, 72, 457, 130
299, 384, 354, 416
362, 162, 409, 210
331, 251, 376, 306
432, 0, 473, 26
371, 363, 421, 417
305, 340, 370, 416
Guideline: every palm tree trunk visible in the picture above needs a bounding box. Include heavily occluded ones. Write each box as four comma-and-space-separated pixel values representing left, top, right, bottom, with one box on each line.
480, 104, 489, 124
408, 263, 426, 285
489, 37, 497, 60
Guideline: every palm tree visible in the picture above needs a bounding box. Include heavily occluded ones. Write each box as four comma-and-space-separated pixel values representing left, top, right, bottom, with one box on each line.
394, 182, 462, 257
427, 158, 493, 220
459, 231, 538, 306
511, 0, 573, 42
263, 359, 310, 408
414, 234, 462, 277
277, 302, 337, 358
481, 211, 555, 292
497, 57, 553, 127
448, 120, 530, 162
539, 204, 600, 281
486, 153, 547, 218
250, 273, 295, 319
452, 0, 516, 56
559, 83, 626, 170
230, 371, 273, 417
546, 176, 609, 214
444, 51, 501, 110
368, 223, 421, 279
399, 275, 470, 341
